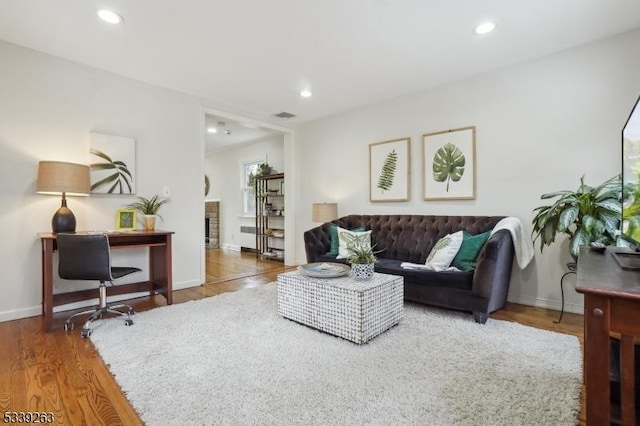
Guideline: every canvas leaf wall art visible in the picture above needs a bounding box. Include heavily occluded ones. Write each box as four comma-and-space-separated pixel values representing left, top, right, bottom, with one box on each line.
369, 137, 410, 202
89, 132, 136, 194
423, 127, 475, 200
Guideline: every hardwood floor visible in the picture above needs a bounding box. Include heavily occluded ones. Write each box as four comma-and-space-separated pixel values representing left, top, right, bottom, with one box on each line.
0, 249, 585, 425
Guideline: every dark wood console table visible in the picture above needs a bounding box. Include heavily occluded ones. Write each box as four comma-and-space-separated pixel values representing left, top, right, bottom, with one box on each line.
39, 230, 174, 332
576, 246, 640, 425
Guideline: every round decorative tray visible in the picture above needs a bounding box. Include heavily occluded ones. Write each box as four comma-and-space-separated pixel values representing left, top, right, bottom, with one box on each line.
297, 262, 350, 278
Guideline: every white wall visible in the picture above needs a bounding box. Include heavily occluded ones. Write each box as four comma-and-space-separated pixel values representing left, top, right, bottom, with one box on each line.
0, 41, 204, 321
295, 28, 640, 314
3, 27, 640, 322
205, 135, 284, 250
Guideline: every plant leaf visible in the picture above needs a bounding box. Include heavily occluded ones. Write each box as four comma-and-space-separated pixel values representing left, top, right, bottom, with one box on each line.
582, 214, 596, 234
540, 190, 574, 199
90, 172, 120, 191
90, 163, 117, 171
591, 219, 605, 237
596, 199, 622, 214
107, 179, 120, 194
570, 228, 590, 260
557, 206, 579, 232
377, 149, 397, 192
90, 149, 113, 162
432, 143, 465, 192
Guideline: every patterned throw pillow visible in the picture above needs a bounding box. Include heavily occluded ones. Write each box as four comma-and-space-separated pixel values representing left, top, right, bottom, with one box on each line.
327, 224, 365, 255
425, 231, 464, 269
336, 226, 373, 259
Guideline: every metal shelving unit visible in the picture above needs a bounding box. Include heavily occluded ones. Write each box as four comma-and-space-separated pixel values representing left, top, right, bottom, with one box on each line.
255, 173, 285, 261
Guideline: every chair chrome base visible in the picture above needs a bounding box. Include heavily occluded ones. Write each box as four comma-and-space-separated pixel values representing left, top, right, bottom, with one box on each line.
64, 283, 134, 338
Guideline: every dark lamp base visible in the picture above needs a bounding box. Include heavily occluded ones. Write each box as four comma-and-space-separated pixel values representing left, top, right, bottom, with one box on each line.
52, 205, 77, 233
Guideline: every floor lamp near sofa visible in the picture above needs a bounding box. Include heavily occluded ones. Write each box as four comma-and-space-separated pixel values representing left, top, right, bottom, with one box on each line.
37, 161, 91, 233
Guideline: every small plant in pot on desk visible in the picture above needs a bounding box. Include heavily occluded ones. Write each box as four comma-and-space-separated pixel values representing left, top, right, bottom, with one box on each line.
125, 195, 170, 231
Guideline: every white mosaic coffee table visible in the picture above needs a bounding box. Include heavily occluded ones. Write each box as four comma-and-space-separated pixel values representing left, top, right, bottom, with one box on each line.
277, 270, 404, 344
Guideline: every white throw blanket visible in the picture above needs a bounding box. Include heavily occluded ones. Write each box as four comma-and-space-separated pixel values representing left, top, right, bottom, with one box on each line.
490, 216, 534, 269
399, 216, 534, 272
400, 262, 459, 272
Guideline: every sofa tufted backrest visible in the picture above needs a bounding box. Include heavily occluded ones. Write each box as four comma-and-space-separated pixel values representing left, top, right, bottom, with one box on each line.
330, 215, 504, 264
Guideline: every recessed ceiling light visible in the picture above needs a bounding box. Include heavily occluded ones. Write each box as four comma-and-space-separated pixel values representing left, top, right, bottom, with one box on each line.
300, 89, 312, 98
207, 127, 217, 134
97, 9, 124, 24
473, 21, 497, 35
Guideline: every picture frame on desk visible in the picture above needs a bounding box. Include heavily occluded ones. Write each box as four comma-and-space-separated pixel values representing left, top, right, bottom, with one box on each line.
116, 209, 136, 231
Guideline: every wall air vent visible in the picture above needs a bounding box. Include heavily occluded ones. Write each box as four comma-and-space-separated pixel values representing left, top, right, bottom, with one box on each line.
273, 111, 296, 119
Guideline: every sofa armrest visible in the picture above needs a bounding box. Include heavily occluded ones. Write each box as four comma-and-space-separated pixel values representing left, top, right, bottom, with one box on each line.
303, 224, 332, 263
472, 229, 515, 310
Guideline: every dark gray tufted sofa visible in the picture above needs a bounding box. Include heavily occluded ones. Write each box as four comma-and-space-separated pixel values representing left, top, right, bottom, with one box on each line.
303, 215, 515, 323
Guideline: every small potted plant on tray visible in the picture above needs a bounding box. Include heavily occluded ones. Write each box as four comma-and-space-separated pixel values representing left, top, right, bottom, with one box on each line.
345, 235, 380, 280
125, 195, 170, 231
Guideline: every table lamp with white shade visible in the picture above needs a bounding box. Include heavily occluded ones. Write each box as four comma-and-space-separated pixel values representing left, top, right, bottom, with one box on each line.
312, 202, 338, 223
37, 161, 91, 233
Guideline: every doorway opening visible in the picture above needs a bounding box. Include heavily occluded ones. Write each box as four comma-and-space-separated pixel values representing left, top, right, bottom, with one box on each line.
202, 109, 295, 286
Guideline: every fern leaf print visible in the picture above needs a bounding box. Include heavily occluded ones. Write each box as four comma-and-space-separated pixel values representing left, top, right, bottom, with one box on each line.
426, 236, 451, 263
377, 149, 397, 192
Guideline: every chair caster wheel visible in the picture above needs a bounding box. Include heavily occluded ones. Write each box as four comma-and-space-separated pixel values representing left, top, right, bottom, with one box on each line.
125, 319, 134, 326
80, 328, 92, 338
128, 309, 135, 316
64, 322, 75, 331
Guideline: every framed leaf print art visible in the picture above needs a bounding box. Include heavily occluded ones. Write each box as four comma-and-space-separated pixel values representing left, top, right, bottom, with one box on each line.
89, 132, 136, 195
369, 137, 410, 202
423, 126, 476, 200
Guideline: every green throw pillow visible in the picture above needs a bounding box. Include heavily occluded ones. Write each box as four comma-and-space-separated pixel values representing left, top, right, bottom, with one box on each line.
327, 224, 365, 256
451, 231, 492, 271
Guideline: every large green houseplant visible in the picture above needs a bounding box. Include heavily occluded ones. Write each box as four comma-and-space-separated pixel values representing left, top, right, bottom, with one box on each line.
531, 175, 622, 260
125, 195, 170, 231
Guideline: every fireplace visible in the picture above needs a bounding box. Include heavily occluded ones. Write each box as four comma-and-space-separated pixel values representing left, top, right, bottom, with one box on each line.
205, 200, 220, 248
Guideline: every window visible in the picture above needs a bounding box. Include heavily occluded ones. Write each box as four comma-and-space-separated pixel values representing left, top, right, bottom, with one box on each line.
242, 160, 262, 215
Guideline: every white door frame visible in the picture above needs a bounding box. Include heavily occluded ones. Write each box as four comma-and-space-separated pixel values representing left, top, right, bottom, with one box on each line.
200, 107, 296, 283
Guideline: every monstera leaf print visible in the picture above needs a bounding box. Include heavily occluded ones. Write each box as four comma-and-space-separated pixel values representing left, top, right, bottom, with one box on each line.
432, 143, 465, 192
90, 148, 133, 194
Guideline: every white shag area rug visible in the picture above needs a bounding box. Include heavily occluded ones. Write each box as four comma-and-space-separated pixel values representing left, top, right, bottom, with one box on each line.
91, 283, 582, 426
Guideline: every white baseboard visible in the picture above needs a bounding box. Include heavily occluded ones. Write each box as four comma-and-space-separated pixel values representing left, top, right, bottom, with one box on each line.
0, 278, 205, 323
220, 243, 241, 252
173, 278, 202, 291
1, 281, 583, 323
0, 305, 41, 322
53, 278, 203, 312
53, 292, 149, 313
507, 294, 584, 315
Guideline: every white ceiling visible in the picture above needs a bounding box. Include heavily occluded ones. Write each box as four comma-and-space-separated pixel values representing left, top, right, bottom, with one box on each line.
205, 114, 277, 152
2, 1, 640, 127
